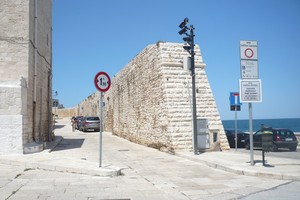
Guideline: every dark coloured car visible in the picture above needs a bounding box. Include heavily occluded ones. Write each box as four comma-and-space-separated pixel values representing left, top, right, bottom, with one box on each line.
74, 116, 84, 130
225, 129, 249, 148
80, 116, 100, 132
245, 127, 298, 151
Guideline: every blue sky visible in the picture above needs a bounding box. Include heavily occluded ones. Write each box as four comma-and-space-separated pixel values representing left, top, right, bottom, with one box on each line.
52, 0, 300, 120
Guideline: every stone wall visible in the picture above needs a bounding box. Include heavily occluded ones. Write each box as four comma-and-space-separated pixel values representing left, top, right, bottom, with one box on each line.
0, 0, 52, 154
60, 42, 229, 152
0, 79, 26, 153
104, 42, 229, 152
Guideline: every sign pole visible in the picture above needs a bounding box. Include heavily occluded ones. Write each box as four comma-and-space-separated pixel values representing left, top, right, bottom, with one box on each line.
94, 71, 111, 168
249, 103, 254, 165
99, 92, 103, 167
240, 40, 260, 166
235, 106, 237, 151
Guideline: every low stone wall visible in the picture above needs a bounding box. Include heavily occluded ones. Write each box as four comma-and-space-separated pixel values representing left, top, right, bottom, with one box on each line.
55, 107, 77, 118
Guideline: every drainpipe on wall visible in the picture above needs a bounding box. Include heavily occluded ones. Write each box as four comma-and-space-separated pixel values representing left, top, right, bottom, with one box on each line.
47, 71, 52, 141
48, 26, 53, 142
32, 0, 38, 142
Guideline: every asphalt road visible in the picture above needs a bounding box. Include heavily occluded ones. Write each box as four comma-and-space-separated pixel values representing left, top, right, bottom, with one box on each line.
241, 181, 300, 200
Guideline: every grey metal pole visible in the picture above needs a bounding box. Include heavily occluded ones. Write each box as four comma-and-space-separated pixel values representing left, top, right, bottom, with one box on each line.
99, 92, 103, 167
190, 26, 198, 155
235, 106, 237, 151
249, 103, 254, 165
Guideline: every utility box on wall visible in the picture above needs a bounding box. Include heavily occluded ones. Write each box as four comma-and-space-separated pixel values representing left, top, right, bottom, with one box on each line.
196, 118, 210, 149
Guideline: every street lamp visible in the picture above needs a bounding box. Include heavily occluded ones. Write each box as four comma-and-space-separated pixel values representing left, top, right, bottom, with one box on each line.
52, 90, 58, 96
178, 18, 198, 155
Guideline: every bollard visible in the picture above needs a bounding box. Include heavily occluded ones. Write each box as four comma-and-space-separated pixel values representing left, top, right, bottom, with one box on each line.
261, 131, 273, 166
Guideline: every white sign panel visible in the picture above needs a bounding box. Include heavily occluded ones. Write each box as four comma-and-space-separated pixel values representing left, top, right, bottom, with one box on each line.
240, 40, 258, 60
239, 79, 262, 102
241, 60, 258, 79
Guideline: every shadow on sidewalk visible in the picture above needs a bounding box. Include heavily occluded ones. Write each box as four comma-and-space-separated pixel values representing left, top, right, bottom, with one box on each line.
246, 160, 275, 167
53, 124, 65, 129
51, 138, 85, 151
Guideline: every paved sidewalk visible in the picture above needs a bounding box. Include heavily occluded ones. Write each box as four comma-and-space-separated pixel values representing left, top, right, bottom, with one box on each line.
0, 118, 299, 181
177, 150, 300, 181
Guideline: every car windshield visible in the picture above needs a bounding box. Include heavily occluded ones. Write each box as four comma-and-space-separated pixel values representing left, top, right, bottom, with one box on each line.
276, 130, 294, 137
87, 117, 99, 121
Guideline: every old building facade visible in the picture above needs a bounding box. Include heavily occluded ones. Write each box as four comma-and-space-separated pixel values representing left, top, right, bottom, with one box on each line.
0, 0, 53, 154
57, 42, 229, 152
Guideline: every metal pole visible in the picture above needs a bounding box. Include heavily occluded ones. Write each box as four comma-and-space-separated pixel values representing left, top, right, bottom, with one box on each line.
190, 26, 198, 155
235, 106, 237, 151
261, 124, 265, 166
99, 92, 103, 167
249, 103, 254, 165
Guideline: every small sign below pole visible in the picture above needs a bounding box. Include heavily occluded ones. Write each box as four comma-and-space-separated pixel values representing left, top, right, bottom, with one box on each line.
94, 71, 111, 167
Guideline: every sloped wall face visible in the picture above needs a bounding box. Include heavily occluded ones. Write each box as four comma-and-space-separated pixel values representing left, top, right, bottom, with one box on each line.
104, 44, 171, 150
159, 44, 228, 151
104, 42, 229, 151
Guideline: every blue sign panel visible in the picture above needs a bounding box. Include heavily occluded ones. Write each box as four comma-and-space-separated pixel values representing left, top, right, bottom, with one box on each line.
229, 92, 242, 105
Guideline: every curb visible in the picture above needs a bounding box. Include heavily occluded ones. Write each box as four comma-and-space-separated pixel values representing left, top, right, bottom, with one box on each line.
175, 152, 300, 181
0, 157, 122, 177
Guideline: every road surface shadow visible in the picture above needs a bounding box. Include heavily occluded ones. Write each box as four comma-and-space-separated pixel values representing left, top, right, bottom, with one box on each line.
51, 138, 84, 151
53, 124, 65, 129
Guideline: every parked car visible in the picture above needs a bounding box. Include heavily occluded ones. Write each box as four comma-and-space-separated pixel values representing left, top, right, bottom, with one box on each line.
74, 116, 84, 130
80, 116, 100, 132
225, 129, 249, 148
245, 127, 298, 151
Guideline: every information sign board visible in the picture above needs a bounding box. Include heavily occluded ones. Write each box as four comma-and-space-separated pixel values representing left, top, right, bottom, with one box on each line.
241, 60, 258, 79
239, 79, 262, 102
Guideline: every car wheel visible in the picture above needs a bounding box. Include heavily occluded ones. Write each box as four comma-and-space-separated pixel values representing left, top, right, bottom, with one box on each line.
289, 146, 297, 151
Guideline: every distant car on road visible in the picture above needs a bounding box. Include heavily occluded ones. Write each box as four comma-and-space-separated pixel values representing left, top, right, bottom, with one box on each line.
245, 127, 298, 151
74, 116, 84, 130
225, 129, 249, 148
80, 116, 100, 132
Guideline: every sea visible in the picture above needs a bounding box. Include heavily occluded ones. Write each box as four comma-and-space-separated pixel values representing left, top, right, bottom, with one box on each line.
222, 118, 300, 132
